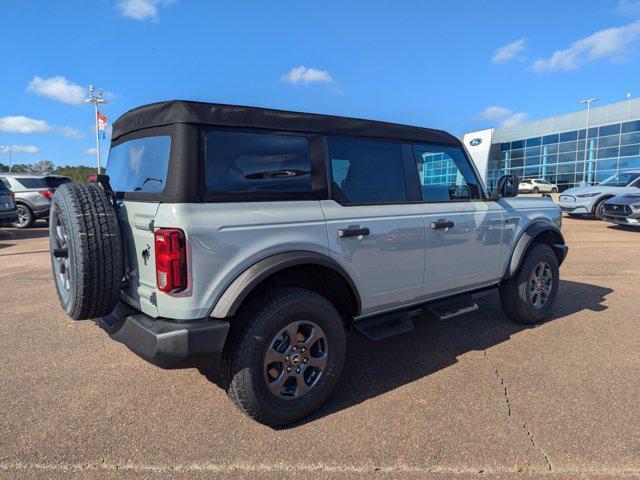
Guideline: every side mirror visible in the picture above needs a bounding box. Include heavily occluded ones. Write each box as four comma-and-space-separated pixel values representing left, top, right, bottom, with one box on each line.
496, 174, 519, 198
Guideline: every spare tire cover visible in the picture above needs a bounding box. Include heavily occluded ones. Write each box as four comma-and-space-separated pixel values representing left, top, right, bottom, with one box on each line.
49, 183, 123, 320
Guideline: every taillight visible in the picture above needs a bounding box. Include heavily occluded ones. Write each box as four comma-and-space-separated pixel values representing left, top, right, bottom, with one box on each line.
154, 228, 187, 293
39, 190, 54, 199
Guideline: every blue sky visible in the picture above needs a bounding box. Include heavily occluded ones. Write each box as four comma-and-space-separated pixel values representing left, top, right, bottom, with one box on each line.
2, 0, 640, 167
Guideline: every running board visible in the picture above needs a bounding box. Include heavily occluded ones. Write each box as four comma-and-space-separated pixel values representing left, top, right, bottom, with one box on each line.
353, 313, 414, 341
353, 293, 483, 341
423, 294, 479, 320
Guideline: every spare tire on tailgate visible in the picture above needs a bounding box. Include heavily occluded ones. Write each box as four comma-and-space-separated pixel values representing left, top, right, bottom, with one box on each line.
49, 183, 123, 320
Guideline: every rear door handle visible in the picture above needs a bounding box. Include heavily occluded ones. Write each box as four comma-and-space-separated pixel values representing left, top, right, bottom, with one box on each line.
337, 227, 370, 238
430, 220, 454, 230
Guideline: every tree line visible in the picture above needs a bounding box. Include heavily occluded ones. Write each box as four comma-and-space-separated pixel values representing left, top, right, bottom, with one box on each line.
0, 161, 95, 184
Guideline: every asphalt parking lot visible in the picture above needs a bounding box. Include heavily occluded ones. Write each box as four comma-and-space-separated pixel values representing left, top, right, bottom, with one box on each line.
1, 217, 639, 479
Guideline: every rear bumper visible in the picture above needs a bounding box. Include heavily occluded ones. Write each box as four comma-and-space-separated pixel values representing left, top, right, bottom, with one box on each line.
98, 301, 230, 369
0, 208, 18, 223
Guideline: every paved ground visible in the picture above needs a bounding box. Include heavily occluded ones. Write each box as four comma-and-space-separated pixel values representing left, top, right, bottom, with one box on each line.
1, 217, 639, 479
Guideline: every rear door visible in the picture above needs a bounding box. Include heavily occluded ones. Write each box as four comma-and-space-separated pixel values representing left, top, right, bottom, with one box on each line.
321, 137, 425, 315
409, 144, 505, 297
105, 135, 171, 316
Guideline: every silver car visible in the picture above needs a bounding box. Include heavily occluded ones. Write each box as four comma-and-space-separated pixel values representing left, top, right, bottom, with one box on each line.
0, 174, 70, 228
557, 170, 640, 219
49, 101, 568, 427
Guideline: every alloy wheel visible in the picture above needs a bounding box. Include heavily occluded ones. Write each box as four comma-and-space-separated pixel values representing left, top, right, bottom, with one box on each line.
263, 320, 328, 400
51, 210, 71, 298
529, 261, 553, 309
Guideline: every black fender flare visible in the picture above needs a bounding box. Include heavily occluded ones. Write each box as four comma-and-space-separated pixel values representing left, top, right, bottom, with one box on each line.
210, 251, 361, 318
504, 222, 567, 279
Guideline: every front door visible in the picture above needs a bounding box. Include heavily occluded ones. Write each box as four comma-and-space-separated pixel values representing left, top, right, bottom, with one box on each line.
322, 137, 425, 316
409, 144, 505, 298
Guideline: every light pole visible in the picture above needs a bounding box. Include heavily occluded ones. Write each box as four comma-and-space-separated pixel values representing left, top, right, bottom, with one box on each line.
84, 85, 107, 174
627, 92, 632, 118
0, 145, 18, 173
580, 98, 598, 186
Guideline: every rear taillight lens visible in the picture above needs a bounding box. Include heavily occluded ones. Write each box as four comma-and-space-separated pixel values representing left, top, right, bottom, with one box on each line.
11, 193, 15, 201
39, 190, 54, 199
154, 228, 187, 293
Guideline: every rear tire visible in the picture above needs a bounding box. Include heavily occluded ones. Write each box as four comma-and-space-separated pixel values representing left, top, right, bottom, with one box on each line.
220, 288, 346, 427
500, 243, 559, 325
49, 183, 123, 320
532, 187, 540, 193
11, 204, 34, 228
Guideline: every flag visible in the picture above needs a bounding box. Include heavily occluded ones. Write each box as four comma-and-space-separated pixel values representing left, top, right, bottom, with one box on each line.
97, 112, 108, 139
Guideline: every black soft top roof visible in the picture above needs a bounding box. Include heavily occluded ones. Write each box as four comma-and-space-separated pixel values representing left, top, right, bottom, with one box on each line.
112, 100, 461, 147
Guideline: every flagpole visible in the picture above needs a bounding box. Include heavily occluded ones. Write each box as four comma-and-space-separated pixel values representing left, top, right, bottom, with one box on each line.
84, 85, 107, 174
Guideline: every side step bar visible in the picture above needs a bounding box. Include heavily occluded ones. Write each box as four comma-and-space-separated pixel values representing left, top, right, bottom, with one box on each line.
353, 293, 480, 341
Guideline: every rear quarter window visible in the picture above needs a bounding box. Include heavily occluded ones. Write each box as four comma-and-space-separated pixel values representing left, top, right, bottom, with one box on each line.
44, 177, 70, 188
106, 135, 171, 193
205, 131, 312, 197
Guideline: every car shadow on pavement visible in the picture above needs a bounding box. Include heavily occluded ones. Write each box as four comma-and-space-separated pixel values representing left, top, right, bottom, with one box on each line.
293, 279, 612, 427
0, 226, 49, 244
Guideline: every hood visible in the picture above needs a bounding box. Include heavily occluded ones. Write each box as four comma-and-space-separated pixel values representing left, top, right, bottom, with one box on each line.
561, 185, 621, 196
606, 193, 640, 206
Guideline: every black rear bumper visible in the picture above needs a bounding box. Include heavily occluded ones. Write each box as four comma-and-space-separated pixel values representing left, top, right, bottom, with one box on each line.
0, 208, 18, 223
98, 301, 230, 369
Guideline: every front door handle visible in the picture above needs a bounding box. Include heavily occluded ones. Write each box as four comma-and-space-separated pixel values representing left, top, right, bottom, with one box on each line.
430, 220, 454, 230
337, 227, 370, 238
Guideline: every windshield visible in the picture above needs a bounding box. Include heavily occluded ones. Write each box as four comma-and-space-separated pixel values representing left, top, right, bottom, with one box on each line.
106, 135, 171, 193
598, 172, 640, 187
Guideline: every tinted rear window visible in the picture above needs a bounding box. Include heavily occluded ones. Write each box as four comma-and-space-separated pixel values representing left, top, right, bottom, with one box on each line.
15, 178, 47, 189
205, 131, 312, 195
106, 136, 171, 193
44, 177, 70, 188
328, 137, 407, 204
0, 180, 9, 192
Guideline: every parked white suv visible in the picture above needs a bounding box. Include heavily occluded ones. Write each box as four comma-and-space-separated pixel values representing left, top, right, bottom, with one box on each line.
49, 101, 567, 426
519, 178, 558, 194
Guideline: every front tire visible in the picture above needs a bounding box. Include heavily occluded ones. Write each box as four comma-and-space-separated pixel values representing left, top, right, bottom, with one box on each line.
500, 243, 559, 325
593, 198, 608, 220
220, 288, 346, 427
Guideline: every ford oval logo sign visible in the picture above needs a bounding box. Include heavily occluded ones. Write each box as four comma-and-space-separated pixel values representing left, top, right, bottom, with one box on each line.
469, 138, 482, 146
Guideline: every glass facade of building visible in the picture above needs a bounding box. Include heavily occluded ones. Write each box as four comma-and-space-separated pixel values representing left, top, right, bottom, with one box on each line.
487, 119, 640, 192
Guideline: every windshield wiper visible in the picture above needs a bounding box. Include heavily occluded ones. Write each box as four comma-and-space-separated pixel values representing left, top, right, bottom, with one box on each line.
133, 177, 164, 192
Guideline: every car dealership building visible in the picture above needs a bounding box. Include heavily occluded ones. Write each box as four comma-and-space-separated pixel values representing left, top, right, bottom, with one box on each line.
463, 98, 640, 192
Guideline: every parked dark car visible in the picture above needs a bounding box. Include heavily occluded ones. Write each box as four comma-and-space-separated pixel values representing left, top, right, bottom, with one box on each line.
0, 179, 18, 227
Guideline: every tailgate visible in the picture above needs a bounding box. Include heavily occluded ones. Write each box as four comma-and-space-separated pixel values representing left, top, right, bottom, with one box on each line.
117, 200, 160, 317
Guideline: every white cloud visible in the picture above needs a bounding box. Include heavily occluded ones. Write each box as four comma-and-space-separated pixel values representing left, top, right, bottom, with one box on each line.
281, 66, 334, 84
117, 0, 175, 21
0, 145, 39, 154
27, 76, 85, 105
85, 147, 98, 155
478, 106, 513, 120
492, 38, 526, 64
617, 0, 640, 16
58, 126, 83, 138
500, 113, 528, 128
531, 21, 640, 72
0, 115, 51, 133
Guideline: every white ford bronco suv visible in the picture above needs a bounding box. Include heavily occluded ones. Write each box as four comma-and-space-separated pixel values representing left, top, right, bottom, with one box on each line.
49, 101, 567, 427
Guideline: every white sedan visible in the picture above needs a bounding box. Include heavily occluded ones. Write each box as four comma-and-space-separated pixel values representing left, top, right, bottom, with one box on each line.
519, 178, 559, 193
